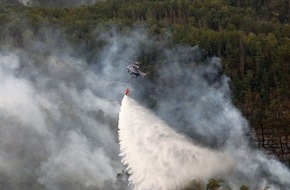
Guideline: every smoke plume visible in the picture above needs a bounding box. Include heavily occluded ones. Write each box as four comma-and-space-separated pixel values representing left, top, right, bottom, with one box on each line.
0, 48, 125, 189
0, 22, 154, 190
16, 0, 97, 7
150, 47, 290, 189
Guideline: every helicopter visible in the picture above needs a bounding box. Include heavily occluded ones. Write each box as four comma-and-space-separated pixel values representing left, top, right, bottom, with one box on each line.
127, 62, 147, 77
119, 55, 147, 77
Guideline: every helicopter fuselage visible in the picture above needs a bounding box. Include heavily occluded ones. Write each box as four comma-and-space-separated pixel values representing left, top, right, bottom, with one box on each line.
127, 64, 146, 77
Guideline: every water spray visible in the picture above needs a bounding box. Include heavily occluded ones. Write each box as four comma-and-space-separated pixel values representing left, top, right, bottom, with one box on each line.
118, 95, 232, 190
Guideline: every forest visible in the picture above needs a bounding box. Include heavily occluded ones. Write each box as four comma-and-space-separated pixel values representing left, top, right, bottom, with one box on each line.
0, 0, 289, 189
1, 0, 289, 134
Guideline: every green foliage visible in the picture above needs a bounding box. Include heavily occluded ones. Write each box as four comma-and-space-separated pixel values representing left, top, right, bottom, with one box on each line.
240, 185, 249, 190
206, 178, 223, 190
183, 179, 203, 190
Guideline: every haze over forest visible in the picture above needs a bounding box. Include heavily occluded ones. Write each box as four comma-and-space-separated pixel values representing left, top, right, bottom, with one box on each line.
0, 0, 290, 189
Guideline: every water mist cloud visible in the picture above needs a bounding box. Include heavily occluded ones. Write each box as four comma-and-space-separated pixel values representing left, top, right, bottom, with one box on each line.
119, 96, 233, 190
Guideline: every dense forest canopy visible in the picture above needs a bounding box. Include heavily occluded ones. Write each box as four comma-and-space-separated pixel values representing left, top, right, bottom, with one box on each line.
2, 0, 288, 132
0, 0, 97, 7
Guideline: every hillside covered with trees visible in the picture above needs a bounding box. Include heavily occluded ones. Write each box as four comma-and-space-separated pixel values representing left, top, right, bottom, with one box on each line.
1, 0, 290, 163
0, 0, 290, 190
0, 0, 290, 163
0, 0, 290, 172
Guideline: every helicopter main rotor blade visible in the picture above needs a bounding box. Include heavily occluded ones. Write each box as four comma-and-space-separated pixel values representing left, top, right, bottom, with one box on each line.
118, 55, 135, 64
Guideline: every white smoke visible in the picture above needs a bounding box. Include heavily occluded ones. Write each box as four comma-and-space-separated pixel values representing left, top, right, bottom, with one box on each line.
0, 53, 47, 134
17, 0, 32, 6
38, 131, 116, 190
152, 50, 290, 189
119, 96, 233, 190
0, 24, 154, 190
17, 0, 97, 7
0, 50, 124, 190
